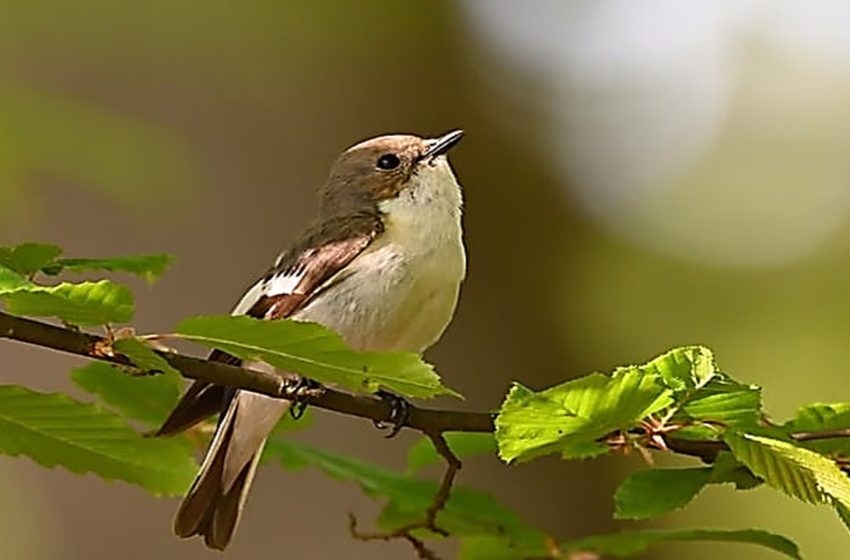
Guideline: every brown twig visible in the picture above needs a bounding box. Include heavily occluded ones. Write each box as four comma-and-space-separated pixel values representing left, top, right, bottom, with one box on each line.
423, 432, 462, 529
348, 432, 462, 559
791, 428, 850, 441
348, 513, 440, 560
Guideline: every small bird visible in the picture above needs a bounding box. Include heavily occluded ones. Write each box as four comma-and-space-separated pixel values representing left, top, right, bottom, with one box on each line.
156, 130, 467, 549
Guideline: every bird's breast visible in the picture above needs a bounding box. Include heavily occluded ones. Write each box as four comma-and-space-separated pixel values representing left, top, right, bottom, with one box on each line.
294, 226, 465, 354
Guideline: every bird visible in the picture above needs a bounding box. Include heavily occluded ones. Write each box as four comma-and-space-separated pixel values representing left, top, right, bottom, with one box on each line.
156, 130, 467, 550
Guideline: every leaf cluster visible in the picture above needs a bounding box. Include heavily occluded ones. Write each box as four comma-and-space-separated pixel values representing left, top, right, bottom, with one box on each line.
4, 241, 850, 558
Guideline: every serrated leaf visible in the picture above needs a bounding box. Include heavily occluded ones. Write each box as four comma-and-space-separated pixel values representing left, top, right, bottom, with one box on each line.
45, 254, 174, 284
71, 362, 181, 426
682, 376, 762, 427
407, 433, 496, 474
565, 528, 801, 559
265, 438, 543, 543
614, 468, 711, 520
1, 279, 134, 325
784, 403, 850, 456
725, 430, 850, 523
494, 383, 580, 462
0, 243, 62, 275
495, 370, 673, 462
0, 385, 196, 495
176, 315, 458, 398
631, 345, 716, 392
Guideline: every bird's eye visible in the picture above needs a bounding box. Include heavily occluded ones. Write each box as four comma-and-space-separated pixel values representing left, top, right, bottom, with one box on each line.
376, 153, 401, 170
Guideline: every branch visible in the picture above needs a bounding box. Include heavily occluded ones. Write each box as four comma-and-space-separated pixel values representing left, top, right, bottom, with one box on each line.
0, 310, 492, 434
0, 310, 846, 463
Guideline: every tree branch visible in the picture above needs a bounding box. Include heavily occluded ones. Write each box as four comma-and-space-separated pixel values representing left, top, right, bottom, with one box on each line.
0, 310, 492, 434
0, 310, 846, 466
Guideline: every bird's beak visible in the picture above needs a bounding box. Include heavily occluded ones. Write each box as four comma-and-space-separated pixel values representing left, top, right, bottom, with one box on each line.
421, 129, 464, 161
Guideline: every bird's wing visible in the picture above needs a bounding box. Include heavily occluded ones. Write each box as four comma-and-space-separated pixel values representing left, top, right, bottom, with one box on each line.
155, 211, 383, 436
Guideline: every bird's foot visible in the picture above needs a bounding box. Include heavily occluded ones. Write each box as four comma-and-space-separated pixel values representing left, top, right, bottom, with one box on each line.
373, 390, 411, 438
284, 376, 323, 420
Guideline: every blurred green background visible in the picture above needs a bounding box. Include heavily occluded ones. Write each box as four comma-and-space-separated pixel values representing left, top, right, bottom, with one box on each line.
2, 1, 850, 558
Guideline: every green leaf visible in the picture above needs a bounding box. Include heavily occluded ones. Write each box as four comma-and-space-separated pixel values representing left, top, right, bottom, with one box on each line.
0, 385, 196, 496
709, 451, 763, 490
0, 243, 174, 283
565, 528, 801, 559
175, 315, 458, 398
633, 345, 716, 392
265, 438, 543, 543
112, 337, 182, 378
495, 370, 673, 462
266, 438, 435, 506
407, 433, 496, 474
725, 430, 850, 522
45, 254, 174, 284
614, 468, 712, 520
495, 383, 580, 462
681, 376, 762, 428
71, 361, 181, 427
0, 243, 62, 275
0, 264, 31, 294
1, 279, 134, 325
784, 403, 850, 456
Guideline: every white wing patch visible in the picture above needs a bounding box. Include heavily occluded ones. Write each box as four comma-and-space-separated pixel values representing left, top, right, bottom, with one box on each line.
230, 270, 305, 316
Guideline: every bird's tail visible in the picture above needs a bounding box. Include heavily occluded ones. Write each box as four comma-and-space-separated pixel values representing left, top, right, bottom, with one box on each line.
174, 390, 289, 550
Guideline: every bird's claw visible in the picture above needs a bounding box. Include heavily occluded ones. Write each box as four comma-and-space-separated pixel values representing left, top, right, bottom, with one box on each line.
284, 376, 323, 420
373, 390, 411, 438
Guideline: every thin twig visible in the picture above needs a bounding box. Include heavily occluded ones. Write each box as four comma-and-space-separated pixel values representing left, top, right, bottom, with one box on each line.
348, 513, 441, 560
423, 431, 462, 531
348, 432, 462, 559
791, 428, 850, 441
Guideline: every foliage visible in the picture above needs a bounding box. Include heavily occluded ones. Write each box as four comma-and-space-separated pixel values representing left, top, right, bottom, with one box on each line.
496, 370, 673, 462
175, 314, 459, 398
0, 385, 195, 496
6, 241, 850, 558
265, 438, 545, 544
71, 361, 181, 427
44, 254, 174, 284
0, 244, 173, 324
563, 528, 801, 559
2, 278, 134, 325
613, 467, 712, 520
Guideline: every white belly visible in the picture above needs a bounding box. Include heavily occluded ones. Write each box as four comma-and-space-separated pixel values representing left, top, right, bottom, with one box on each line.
294, 236, 465, 353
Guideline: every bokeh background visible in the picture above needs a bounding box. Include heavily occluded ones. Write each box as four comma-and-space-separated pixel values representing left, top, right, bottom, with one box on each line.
2, 1, 850, 558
